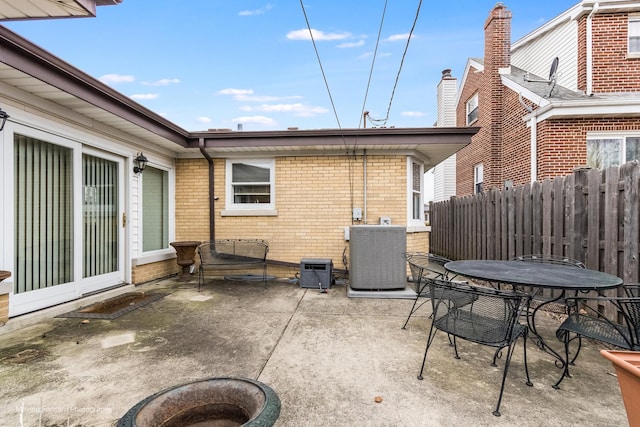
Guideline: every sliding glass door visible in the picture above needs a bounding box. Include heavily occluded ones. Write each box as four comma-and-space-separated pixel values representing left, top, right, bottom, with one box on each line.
12, 130, 125, 315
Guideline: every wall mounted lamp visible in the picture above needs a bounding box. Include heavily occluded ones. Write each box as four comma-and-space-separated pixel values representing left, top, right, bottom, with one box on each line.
133, 152, 148, 174
0, 108, 10, 131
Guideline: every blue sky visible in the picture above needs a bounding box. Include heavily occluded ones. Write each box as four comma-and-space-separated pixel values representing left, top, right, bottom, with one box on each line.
4, 1, 578, 132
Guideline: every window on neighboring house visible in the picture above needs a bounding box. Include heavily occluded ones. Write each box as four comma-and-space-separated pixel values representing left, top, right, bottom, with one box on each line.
142, 166, 169, 252
225, 159, 275, 211
587, 135, 640, 169
466, 93, 479, 125
474, 163, 484, 194
629, 16, 640, 56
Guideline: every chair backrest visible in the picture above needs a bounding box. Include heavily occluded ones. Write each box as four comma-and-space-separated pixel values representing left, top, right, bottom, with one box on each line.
620, 298, 640, 349
402, 252, 451, 280
624, 283, 640, 298
511, 254, 586, 268
427, 278, 528, 346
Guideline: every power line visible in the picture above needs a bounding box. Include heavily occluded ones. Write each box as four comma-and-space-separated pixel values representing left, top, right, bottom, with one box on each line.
298, 0, 342, 130
367, 0, 423, 127
359, 0, 389, 130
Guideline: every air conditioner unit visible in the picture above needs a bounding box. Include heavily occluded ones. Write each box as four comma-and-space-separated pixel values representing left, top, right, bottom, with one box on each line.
349, 225, 406, 290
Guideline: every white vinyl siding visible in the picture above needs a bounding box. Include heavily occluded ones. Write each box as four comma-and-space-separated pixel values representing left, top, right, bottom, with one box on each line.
511, 19, 578, 91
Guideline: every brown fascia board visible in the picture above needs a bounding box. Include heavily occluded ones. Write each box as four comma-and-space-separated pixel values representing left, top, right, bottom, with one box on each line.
0, 25, 190, 147
189, 127, 479, 150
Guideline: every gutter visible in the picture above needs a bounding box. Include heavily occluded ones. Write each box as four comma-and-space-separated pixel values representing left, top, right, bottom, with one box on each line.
199, 138, 215, 243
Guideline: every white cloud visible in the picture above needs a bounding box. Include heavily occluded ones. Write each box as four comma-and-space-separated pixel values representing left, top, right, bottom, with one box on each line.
385, 33, 414, 42
99, 74, 134, 84
197, 116, 211, 123
218, 88, 254, 96
401, 111, 426, 117
130, 93, 159, 100
239, 4, 273, 16
232, 116, 276, 126
338, 40, 365, 48
286, 29, 351, 41
143, 78, 180, 86
241, 103, 329, 117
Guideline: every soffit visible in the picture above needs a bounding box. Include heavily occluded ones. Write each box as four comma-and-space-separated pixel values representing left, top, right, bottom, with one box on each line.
0, 0, 119, 21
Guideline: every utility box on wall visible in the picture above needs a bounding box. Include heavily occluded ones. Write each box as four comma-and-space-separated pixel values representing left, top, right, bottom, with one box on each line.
300, 258, 333, 290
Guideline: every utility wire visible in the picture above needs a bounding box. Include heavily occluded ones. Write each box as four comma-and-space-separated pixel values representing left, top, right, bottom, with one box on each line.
359, 0, 389, 130
367, 0, 423, 127
298, 0, 342, 130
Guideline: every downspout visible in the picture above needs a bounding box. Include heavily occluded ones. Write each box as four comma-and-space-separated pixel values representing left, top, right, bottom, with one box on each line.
519, 93, 537, 181
586, 3, 599, 95
198, 138, 215, 243
363, 149, 367, 224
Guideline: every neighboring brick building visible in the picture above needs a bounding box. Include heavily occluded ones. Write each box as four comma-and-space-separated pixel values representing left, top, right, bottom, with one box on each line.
455, 1, 640, 196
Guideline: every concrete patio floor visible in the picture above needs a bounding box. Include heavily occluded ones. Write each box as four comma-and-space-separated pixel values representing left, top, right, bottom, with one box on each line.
0, 276, 630, 426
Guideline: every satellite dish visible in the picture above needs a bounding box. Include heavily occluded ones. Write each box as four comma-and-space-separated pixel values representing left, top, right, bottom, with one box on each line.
548, 57, 559, 81
523, 56, 559, 97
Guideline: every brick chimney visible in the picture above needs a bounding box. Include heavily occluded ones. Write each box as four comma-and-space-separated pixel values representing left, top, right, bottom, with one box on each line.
483, 2, 512, 188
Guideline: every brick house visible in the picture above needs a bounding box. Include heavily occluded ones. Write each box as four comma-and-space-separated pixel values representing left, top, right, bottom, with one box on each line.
0, 24, 476, 318
455, 1, 640, 196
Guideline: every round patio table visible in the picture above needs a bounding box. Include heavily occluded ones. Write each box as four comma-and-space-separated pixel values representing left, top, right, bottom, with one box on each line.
444, 260, 623, 388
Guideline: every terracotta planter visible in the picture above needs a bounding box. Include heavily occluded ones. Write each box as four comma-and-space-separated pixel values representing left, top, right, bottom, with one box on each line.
601, 350, 640, 427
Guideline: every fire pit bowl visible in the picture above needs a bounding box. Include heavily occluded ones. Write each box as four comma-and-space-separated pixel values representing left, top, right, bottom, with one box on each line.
117, 377, 280, 427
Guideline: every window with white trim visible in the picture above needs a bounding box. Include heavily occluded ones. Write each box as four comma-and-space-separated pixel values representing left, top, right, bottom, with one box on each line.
587, 135, 640, 169
466, 93, 479, 125
142, 166, 169, 252
225, 159, 275, 210
407, 158, 425, 227
474, 163, 484, 194
629, 15, 640, 56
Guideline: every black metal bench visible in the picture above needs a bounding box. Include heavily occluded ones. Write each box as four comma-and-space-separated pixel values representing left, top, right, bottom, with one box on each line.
197, 240, 269, 291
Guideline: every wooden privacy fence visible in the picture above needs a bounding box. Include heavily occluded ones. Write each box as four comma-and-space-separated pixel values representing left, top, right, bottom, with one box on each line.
430, 161, 640, 318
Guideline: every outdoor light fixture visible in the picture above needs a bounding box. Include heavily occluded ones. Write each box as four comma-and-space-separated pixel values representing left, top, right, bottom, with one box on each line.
133, 152, 148, 174
0, 108, 10, 131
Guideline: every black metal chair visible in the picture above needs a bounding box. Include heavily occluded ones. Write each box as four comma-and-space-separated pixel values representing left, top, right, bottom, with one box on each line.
511, 254, 586, 314
511, 254, 586, 268
555, 284, 640, 387
401, 252, 454, 329
418, 279, 532, 417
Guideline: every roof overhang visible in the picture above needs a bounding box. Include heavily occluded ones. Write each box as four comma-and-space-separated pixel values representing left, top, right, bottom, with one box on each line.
524, 97, 640, 123
0, 0, 121, 21
191, 127, 479, 169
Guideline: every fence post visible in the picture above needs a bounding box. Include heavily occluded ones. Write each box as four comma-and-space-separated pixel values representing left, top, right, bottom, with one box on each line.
571, 168, 589, 264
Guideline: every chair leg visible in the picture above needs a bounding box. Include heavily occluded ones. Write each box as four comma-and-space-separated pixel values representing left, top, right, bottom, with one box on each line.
492, 342, 518, 417
418, 327, 439, 380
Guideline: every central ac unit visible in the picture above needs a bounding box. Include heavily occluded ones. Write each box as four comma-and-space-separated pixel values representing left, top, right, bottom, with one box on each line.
349, 225, 406, 290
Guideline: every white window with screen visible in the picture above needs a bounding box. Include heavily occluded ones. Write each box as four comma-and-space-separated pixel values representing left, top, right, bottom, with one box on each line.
587, 134, 640, 169
407, 157, 425, 228
224, 159, 276, 214
474, 163, 484, 194
629, 15, 640, 57
142, 166, 170, 253
466, 93, 479, 125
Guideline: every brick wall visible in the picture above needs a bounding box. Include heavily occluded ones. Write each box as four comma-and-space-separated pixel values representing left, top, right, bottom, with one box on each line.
578, 12, 640, 93
501, 89, 532, 185
171, 155, 428, 275
537, 117, 640, 179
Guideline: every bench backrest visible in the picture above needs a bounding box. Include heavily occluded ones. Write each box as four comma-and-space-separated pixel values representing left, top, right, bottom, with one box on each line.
198, 240, 268, 263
